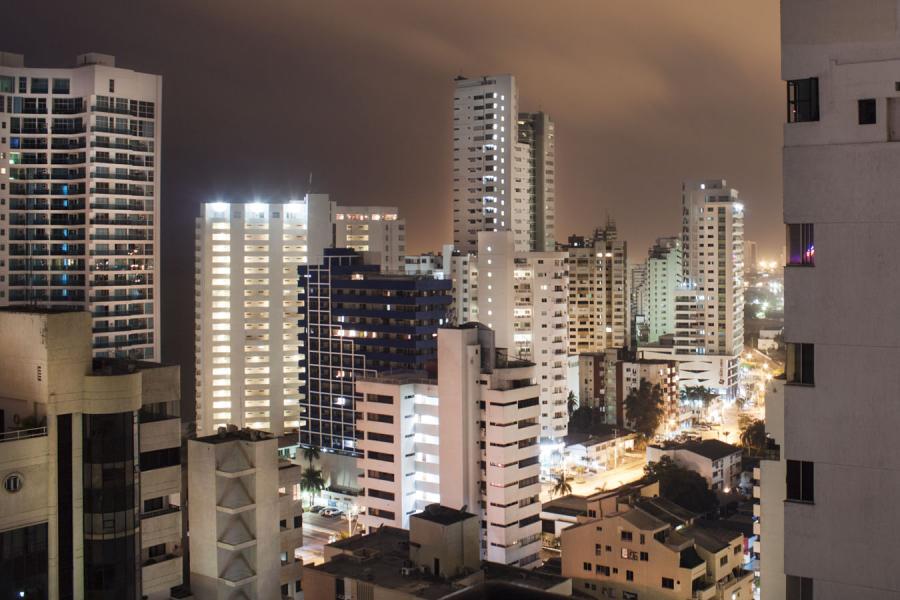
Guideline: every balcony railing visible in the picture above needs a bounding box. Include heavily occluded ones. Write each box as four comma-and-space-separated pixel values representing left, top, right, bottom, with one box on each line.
0, 427, 48, 443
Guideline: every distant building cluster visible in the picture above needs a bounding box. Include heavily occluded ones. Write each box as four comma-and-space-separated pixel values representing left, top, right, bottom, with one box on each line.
2, 44, 825, 600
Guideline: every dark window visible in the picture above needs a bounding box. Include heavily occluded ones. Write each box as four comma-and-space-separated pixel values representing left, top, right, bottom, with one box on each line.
786, 343, 814, 385
786, 575, 813, 600
639, 534, 645, 544
366, 450, 394, 463
626, 570, 634, 581
148, 543, 166, 558
640, 551, 649, 561
787, 78, 819, 123
52, 78, 70, 95
31, 78, 48, 94
109, 79, 115, 93
140, 447, 180, 471
786, 224, 815, 266
596, 565, 610, 576
0, 522, 48, 600
279, 519, 287, 529
294, 515, 302, 528
57, 414, 73, 600
858, 98, 876, 125
367, 431, 394, 443
662, 577, 675, 589
143, 497, 163, 513
786, 460, 814, 503
583, 562, 591, 571
368, 488, 395, 501
621, 531, 633, 542
720, 555, 728, 566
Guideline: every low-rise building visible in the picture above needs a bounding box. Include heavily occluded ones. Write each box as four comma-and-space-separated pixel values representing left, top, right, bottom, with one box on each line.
564, 428, 637, 471
0, 308, 183, 600
756, 376, 785, 599
188, 426, 303, 599
561, 497, 752, 600
304, 504, 573, 599
647, 439, 743, 492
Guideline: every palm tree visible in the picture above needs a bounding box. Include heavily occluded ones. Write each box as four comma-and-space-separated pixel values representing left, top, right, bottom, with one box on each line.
550, 473, 572, 498
300, 467, 326, 509
302, 446, 320, 470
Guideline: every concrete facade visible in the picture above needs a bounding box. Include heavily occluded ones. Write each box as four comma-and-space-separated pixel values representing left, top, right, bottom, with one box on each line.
0, 309, 183, 600
194, 196, 333, 436
187, 427, 303, 599
562, 225, 629, 355
452, 75, 554, 253
477, 231, 569, 441
780, 3, 900, 596
333, 205, 406, 273
0, 53, 162, 360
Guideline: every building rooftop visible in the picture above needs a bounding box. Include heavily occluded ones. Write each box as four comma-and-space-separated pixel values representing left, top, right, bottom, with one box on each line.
682, 523, 741, 554
633, 497, 697, 528
541, 495, 588, 518
194, 426, 274, 445
564, 424, 634, 448
413, 504, 476, 526
679, 439, 741, 461
0, 306, 83, 315
312, 525, 568, 600
679, 546, 705, 569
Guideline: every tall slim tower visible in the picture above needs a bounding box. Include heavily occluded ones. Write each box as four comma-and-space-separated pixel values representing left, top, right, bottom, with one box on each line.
673, 180, 743, 397
0, 52, 162, 360
778, 3, 900, 597
452, 75, 554, 253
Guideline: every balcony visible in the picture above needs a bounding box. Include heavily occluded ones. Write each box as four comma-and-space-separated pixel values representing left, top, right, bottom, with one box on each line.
142, 554, 183, 596
0, 426, 48, 444
140, 506, 182, 549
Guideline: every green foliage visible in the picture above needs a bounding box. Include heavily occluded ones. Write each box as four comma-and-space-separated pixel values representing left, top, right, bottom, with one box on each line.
680, 385, 717, 407
740, 419, 768, 455
567, 391, 578, 418
644, 456, 718, 514
300, 467, 326, 508
623, 379, 664, 439
302, 446, 321, 469
550, 473, 573, 498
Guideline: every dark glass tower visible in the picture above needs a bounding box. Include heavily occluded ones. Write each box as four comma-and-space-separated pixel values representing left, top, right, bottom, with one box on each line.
298, 249, 451, 455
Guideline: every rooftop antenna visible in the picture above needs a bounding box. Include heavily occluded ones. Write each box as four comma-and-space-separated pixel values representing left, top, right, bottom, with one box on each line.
308, 172, 313, 193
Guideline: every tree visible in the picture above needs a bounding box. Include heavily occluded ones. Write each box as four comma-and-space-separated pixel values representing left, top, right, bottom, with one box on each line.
300, 467, 326, 509
740, 419, 768, 456
550, 473, 572, 498
567, 391, 578, 418
302, 446, 320, 470
644, 456, 718, 514
568, 405, 597, 435
624, 379, 664, 440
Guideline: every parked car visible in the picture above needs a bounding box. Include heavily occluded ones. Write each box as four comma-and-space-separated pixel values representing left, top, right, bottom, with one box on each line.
309, 505, 326, 514
321, 508, 344, 518
317, 507, 335, 515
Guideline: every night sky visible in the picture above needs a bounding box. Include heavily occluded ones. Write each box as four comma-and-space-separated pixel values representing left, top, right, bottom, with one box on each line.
7, 1, 783, 410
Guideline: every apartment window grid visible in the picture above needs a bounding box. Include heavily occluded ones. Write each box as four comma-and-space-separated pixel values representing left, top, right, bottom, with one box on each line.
6, 87, 158, 360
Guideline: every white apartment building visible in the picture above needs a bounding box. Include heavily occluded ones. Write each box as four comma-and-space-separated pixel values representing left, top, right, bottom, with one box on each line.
194, 196, 333, 436
562, 224, 629, 355
452, 75, 554, 253
188, 427, 304, 599
645, 236, 682, 345
333, 205, 405, 272
438, 325, 543, 568
0, 309, 183, 600
478, 231, 569, 441
780, 3, 900, 597
630, 262, 648, 344
355, 374, 441, 531
353, 326, 543, 569
404, 244, 479, 325
672, 180, 744, 398
0, 52, 161, 360
756, 376, 784, 600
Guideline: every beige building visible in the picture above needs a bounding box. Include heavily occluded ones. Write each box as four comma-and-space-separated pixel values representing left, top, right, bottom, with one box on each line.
333, 205, 406, 273
188, 427, 303, 599
562, 224, 628, 355
647, 439, 743, 492
561, 496, 752, 600
305, 504, 572, 599
0, 308, 183, 599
